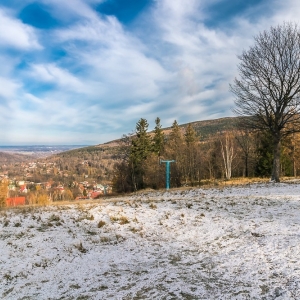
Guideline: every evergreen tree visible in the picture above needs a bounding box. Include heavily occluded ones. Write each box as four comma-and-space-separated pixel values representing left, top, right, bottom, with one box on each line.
166, 120, 184, 187
152, 117, 164, 156
131, 118, 151, 164
255, 132, 273, 177
130, 118, 152, 190
185, 123, 197, 145
169, 120, 182, 145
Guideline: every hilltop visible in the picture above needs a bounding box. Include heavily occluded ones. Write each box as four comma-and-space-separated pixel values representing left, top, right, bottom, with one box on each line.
98, 116, 241, 148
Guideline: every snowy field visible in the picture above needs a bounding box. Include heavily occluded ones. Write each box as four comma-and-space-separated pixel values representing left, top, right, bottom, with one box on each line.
1, 182, 300, 299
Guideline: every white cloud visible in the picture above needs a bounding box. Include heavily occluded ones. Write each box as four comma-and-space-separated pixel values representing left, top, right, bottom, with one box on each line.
0, 77, 21, 99
0, 7, 41, 50
2, 0, 300, 145
41, 0, 102, 23
29, 63, 85, 92
54, 15, 171, 103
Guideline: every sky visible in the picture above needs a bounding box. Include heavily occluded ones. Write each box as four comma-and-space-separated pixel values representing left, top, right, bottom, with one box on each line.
0, 0, 299, 145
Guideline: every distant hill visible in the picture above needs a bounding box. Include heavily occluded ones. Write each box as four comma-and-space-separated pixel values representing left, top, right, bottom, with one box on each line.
38, 116, 240, 183
163, 116, 241, 140
0, 152, 33, 165
96, 116, 241, 148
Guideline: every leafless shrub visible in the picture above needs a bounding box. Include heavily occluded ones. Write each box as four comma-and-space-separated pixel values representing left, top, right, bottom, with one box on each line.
149, 203, 157, 209
100, 236, 110, 243
98, 220, 106, 228
76, 241, 87, 253
110, 215, 129, 225
48, 214, 60, 222
119, 215, 129, 225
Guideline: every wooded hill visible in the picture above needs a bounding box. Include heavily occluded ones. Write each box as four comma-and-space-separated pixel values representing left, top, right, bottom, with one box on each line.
5, 116, 295, 190
0, 152, 33, 165
38, 116, 244, 185
26, 117, 238, 183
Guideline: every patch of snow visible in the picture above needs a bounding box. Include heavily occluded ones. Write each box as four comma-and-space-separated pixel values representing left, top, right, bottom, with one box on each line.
1, 183, 300, 298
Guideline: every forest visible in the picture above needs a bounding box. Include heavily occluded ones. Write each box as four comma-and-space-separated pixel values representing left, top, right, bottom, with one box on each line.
112, 117, 300, 193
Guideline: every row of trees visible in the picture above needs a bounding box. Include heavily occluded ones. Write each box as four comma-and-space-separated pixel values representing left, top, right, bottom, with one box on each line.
112, 117, 300, 193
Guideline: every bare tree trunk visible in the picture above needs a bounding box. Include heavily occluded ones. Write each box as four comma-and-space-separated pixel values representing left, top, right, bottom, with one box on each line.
293, 133, 296, 177
271, 138, 281, 182
220, 135, 234, 180
245, 154, 249, 177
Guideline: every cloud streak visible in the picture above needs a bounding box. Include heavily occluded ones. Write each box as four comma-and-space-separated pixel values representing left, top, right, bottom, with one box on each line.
1, 0, 300, 145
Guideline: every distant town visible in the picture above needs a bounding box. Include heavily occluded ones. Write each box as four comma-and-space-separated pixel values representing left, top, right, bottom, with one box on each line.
0, 158, 112, 207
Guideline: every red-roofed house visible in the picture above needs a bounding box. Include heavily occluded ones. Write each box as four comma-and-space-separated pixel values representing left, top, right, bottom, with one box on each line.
6, 197, 26, 207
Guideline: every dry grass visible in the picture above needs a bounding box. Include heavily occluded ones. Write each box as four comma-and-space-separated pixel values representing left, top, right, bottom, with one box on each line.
119, 216, 129, 225
75, 241, 87, 253
109, 215, 130, 225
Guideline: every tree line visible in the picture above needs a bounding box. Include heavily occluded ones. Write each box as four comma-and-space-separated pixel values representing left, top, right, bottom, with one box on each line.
112, 117, 300, 193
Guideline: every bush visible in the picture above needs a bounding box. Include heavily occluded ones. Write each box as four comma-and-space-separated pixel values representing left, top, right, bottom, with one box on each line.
98, 220, 106, 228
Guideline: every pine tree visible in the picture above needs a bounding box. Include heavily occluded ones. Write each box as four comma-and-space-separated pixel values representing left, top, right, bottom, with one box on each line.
185, 123, 197, 145
130, 118, 152, 190
152, 117, 164, 156
169, 120, 182, 145
131, 118, 151, 164
140, 117, 165, 189
165, 120, 184, 187
255, 131, 273, 177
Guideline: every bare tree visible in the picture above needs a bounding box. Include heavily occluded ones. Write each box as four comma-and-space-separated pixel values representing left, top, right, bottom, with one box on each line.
220, 134, 235, 180
231, 23, 300, 182
235, 129, 255, 177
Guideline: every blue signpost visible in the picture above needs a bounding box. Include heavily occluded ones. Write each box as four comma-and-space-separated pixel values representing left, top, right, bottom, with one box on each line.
160, 160, 175, 190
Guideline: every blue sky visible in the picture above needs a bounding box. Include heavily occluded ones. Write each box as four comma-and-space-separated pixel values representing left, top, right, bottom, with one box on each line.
0, 0, 298, 145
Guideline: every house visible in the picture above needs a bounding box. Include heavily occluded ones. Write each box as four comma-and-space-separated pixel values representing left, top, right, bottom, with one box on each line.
6, 197, 26, 207
8, 184, 16, 191
90, 191, 102, 199
19, 185, 28, 193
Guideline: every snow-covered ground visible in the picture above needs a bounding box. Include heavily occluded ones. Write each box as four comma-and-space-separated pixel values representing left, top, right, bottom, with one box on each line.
1, 182, 300, 299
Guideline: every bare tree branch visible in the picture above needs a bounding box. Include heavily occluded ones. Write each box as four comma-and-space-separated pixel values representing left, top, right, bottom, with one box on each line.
231, 22, 300, 182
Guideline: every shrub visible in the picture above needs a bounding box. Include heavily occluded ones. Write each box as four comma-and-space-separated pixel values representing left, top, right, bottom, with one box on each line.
119, 216, 129, 225
98, 220, 106, 228
149, 203, 157, 209
76, 241, 87, 253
